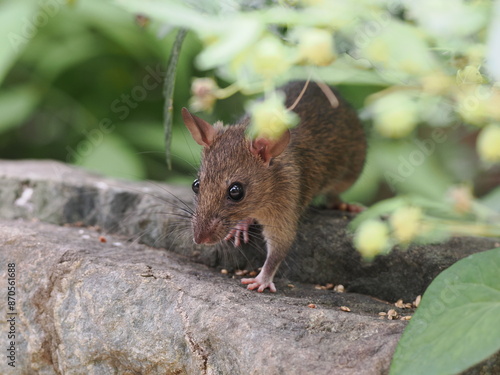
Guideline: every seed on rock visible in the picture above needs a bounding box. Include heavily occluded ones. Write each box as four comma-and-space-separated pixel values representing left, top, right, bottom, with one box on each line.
413, 295, 422, 308
387, 309, 398, 320
394, 299, 404, 308
334, 285, 345, 293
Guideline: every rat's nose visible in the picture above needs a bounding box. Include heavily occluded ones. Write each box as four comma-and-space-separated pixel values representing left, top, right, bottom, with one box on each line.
193, 218, 221, 245
194, 232, 213, 245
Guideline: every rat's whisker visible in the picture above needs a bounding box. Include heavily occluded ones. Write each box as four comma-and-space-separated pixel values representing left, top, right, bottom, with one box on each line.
154, 211, 192, 220
146, 181, 194, 214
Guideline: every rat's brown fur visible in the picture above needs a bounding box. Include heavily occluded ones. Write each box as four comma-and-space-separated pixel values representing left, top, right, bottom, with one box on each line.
184, 81, 366, 292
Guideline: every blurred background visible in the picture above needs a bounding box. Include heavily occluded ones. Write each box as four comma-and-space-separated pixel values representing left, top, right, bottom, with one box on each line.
0, 0, 499, 214
1, 0, 206, 183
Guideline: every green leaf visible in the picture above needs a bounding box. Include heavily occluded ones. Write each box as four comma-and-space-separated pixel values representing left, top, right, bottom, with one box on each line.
79, 0, 164, 59
340, 152, 381, 204
286, 57, 390, 86
356, 20, 438, 83
116, 0, 263, 70
115, 0, 220, 33
196, 16, 262, 70
0, 84, 40, 133
120, 122, 165, 151
73, 133, 145, 180
33, 32, 104, 81
390, 247, 500, 375
349, 196, 406, 230
480, 186, 500, 212
372, 139, 453, 200
0, 1, 38, 85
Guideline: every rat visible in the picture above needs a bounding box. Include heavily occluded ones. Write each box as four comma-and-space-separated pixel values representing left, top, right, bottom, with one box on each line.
181, 80, 366, 292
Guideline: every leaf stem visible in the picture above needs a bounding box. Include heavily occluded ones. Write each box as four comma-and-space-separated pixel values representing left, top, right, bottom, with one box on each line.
163, 28, 187, 170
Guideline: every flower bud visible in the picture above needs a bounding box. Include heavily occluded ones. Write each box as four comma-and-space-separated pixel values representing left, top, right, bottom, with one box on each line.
371, 92, 419, 138
354, 220, 390, 260
189, 78, 219, 112
251, 36, 291, 78
248, 92, 299, 140
297, 28, 336, 66
390, 206, 422, 243
420, 71, 454, 95
447, 185, 473, 214
456, 86, 490, 126
456, 65, 485, 85
477, 124, 500, 163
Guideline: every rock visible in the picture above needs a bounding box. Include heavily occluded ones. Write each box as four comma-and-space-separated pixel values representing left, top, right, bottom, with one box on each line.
0, 219, 404, 374
1, 160, 499, 374
0, 160, 498, 302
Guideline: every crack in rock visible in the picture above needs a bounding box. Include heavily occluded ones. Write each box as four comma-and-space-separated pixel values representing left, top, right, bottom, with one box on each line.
175, 291, 209, 375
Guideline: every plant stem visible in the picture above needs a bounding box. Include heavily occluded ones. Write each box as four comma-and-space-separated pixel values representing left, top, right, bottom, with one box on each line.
163, 28, 187, 170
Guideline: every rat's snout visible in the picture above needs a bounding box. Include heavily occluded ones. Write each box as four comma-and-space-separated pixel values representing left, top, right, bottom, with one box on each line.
193, 231, 214, 245
192, 216, 224, 245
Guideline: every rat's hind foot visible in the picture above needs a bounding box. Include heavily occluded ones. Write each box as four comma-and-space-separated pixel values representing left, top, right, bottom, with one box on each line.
224, 218, 255, 247
325, 193, 365, 213
330, 202, 365, 213
241, 273, 277, 293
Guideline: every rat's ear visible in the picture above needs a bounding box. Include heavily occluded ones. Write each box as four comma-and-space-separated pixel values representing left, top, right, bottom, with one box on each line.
181, 107, 216, 147
250, 130, 291, 166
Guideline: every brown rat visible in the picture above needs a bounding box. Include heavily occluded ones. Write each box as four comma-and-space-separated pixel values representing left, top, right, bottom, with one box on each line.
181, 81, 366, 292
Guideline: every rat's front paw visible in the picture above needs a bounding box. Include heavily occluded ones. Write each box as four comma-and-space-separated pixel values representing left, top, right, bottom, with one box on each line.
241, 274, 277, 293
224, 218, 255, 247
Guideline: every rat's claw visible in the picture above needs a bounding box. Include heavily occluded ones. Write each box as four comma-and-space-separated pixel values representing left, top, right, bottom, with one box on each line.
234, 230, 241, 247
224, 218, 254, 246
332, 202, 365, 213
224, 229, 236, 242
261, 282, 276, 293
241, 277, 277, 293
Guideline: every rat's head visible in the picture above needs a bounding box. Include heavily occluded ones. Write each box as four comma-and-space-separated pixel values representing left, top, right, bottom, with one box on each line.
181, 108, 290, 245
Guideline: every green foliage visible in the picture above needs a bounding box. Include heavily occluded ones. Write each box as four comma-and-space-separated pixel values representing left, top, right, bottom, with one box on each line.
0, 1, 37, 83
390, 247, 500, 375
0, 0, 202, 181
0, 84, 40, 132
350, 193, 500, 258
0, 0, 499, 236
74, 133, 145, 180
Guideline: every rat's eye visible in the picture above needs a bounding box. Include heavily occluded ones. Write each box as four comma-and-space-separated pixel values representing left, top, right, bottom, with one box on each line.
228, 182, 244, 202
192, 179, 200, 194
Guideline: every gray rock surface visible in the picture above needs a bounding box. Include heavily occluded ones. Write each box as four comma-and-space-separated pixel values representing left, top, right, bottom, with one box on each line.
1, 160, 498, 302
0, 219, 404, 374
